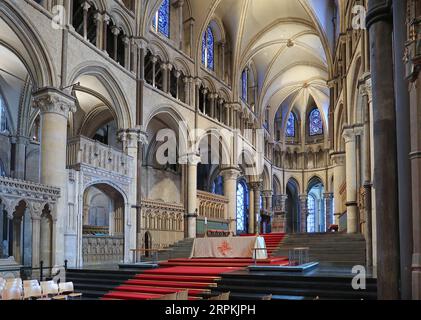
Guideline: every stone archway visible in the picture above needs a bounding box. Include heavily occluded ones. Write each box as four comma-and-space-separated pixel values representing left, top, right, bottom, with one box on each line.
82, 184, 126, 266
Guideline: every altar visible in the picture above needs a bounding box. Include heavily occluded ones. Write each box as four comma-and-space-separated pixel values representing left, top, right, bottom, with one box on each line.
190, 236, 268, 260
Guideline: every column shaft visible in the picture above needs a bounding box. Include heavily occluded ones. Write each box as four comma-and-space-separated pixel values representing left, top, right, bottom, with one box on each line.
367, 1, 400, 299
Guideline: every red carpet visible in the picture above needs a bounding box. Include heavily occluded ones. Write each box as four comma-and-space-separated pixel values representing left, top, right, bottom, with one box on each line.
102, 233, 288, 300
240, 233, 286, 256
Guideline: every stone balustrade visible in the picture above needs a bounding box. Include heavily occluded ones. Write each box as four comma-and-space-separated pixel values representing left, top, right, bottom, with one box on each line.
67, 136, 133, 177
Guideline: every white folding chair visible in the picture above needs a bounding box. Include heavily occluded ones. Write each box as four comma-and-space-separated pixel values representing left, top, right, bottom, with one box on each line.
2, 287, 22, 300
23, 285, 42, 300
58, 282, 82, 299
23, 280, 40, 288
41, 281, 59, 298
4, 282, 22, 290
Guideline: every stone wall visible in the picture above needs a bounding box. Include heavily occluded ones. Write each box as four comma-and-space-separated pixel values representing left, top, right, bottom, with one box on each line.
82, 236, 124, 266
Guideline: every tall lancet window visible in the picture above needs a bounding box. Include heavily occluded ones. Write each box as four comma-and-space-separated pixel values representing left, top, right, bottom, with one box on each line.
307, 195, 316, 233
202, 26, 214, 70
152, 0, 170, 38
236, 181, 248, 233
241, 69, 248, 102
309, 108, 323, 136
0, 94, 8, 133
286, 112, 296, 137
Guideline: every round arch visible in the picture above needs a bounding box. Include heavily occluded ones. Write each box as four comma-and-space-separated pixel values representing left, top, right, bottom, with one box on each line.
0, 1, 56, 88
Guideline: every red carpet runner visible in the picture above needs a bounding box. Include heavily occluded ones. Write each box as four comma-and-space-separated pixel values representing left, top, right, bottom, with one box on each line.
102, 233, 286, 300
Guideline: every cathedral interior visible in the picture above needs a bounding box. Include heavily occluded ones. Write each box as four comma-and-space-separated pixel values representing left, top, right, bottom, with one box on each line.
0, 0, 420, 301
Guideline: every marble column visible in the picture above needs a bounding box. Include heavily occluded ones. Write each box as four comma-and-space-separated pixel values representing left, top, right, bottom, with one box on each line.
331, 152, 345, 226
252, 182, 262, 235
367, 0, 400, 299
33, 87, 76, 267
343, 126, 362, 234
299, 195, 307, 233
221, 167, 241, 235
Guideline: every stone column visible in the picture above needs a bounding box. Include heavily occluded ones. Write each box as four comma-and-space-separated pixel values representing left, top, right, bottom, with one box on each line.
161, 63, 169, 93
111, 26, 120, 61
343, 126, 362, 234
299, 195, 307, 233
122, 36, 130, 69
221, 167, 241, 235
176, 0, 184, 50
82, 1, 90, 40
151, 56, 158, 88
331, 152, 345, 226
393, 0, 413, 300
94, 13, 103, 50
221, 42, 226, 81
367, 0, 400, 299
252, 183, 262, 235
102, 14, 110, 53
31, 216, 41, 268
14, 136, 28, 180
359, 74, 374, 268
189, 18, 195, 57
209, 93, 216, 118
405, 0, 421, 300
174, 70, 181, 100
324, 193, 334, 231
33, 87, 76, 267
119, 129, 147, 262
180, 154, 201, 239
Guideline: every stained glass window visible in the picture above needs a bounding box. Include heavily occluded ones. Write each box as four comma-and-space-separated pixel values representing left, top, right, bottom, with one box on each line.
307, 195, 316, 233
309, 108, 323, 136
286, 112, 296, 137
152, 0, 170, 38
241, 69, 248, 102
0, 160, 5, 177
236, 182, 247, 233
202, 27, 214, 70
0, 94, 7, 133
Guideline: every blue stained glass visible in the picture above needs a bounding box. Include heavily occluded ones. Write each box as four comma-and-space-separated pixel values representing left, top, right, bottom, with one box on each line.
202, 27, 214, 70
153, 0, 170, 38
202, 32, 206, 65
0, 95, 7, 133
242, 70, 247, 102
236, 182, 247, 232
286, 112, 296, 137
307, 195, 316, 233
206, 27, 214, 70
309, 108, 323, 136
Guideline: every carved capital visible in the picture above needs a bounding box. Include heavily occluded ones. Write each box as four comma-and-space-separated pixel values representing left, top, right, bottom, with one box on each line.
32, 87, 76, 119
220, 167, 241, 180
342, 125, 363, 143
133, 37, 149, 50
179, 153, 201, 166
